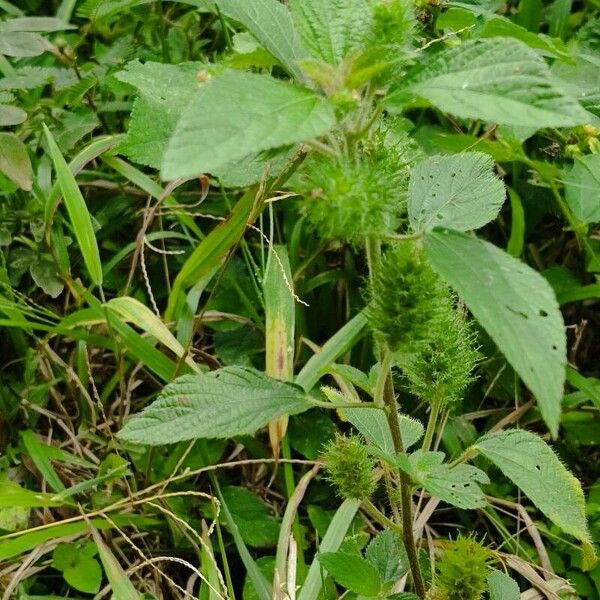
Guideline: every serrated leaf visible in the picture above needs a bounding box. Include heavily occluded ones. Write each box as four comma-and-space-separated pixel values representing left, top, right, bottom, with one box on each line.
475, 429, 595, 568
115, 60, 205, 168
318, 552, 382, 596
215, 0, 308, 80
394, 38, 588, 127
396, 451, 489, 509
118, 366, 313, 445
323, 387, 423, 453
0, 132, 32, 190
487, 569, 520, 600
162, 71, 335, 180
364, 530, 409, 584
424, 229, 566, 435
563, 154, 600, 224
408, 152, 505, 232
289, 0, 372, 65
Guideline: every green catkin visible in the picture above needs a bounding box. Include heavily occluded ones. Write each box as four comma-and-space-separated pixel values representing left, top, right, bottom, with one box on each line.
430, 535, 492, 600
366, 242, 451, 353
400, 309, 480, 406
322, 434, 376, 500
295, 130, 412, 245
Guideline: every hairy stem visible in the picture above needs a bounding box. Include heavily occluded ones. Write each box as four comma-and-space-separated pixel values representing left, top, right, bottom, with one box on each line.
382, 364, 426, 598
421, 394, 443, 454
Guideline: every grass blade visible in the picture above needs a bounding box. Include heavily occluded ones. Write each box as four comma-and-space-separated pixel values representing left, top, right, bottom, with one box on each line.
43, 124, 103, 285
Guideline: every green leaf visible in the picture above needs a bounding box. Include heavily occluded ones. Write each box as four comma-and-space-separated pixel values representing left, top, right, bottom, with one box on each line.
90, 524, 143, 600
0, 480, 64, 508
115, 60, 205, 169
396, 451, 488, 509
318, 551, 382, 596
165, 188, 255, 320
215, 0, 308, 80
364, 530, 409, 584
295, 311, 368, 391
475, 429, 595, 568
118, 366, 313, 445
0, 103, 27, 126
408, 152, 505, 232
220, 486, 280, 548
424, 229, 566, 435
0, 31, 46, 56
486, 569, 520, 600
161, 70, 335, 180
215, 480, 272, 600
63, 557, 102, 594
563, 154, 600, 224
478, 16, 572, 61
53, 543, 102, 594
0, 17, 74, 31
289, 0, 372, 65
21, 430, 65, 492
299, 499, 360, 600
43, 124, 103, 286
0, 132, 32, 190
394, 38, 588, 127
0, 515, 161, 561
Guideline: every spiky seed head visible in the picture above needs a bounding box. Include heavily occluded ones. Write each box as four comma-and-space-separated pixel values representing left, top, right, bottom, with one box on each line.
322, 434, 376, 500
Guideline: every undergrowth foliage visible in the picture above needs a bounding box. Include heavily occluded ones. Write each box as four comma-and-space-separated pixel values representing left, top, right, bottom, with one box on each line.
0, 0, 600, 598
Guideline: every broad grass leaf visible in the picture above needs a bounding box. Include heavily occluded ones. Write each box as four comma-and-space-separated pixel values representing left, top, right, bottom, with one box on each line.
563, 154, 600, 224
0, 515, 161, 561
43, 124, 103, 286
318, 552, 382, 596
0, 132, 32, 190
161, 70, 335, 180
118, 367, 313, 445
475, 429, 596, 568
107, 296, 201, 373
424, 229, 566, 435
215, 0, 308, 80
487, 569, 520, 600
289, 0, 372, 65
393, 38, 588, 127
408, 152, 505, 232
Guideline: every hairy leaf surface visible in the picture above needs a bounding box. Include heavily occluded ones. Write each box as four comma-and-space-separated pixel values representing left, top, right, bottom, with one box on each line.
162, 70, 334, 180
408, 152, 505, 232
563, 154, 600, 224
216, 0, 308, 80
425, 229, 566, 435
118, 367, 313, 445
476, 429, 595, 567
394, 38, 587, 127
396, 451, 488, 509
487, 569, 520, 600
289, 0, 372, 65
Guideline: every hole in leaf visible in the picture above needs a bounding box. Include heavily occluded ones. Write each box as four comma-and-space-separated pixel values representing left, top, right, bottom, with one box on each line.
539, 309, 548, 317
